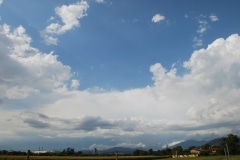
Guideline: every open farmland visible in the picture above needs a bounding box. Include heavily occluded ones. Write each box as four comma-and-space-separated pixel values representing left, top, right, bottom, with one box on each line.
0, 155, 168, 160
162, 155, 240, 160
1, 155, 240, 160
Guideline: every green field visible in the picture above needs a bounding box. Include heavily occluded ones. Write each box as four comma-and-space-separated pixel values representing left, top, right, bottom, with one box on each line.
162, 155, 240, 160
0, 155, 168, 160
0, 155, 240, 160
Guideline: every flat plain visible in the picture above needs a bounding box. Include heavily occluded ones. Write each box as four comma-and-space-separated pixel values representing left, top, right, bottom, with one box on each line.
0, 155, 240, 160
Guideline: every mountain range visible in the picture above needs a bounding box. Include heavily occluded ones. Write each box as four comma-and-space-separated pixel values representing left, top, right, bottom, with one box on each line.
81, 138, 223, 154
172, 138, 223, 149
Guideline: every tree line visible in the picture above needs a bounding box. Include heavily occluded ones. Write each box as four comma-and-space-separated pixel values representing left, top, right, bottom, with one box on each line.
0, 147, 82, 156
0, 133, 239, 156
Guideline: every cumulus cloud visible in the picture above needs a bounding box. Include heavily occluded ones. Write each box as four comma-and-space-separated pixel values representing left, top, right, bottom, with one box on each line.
26, 32, 240, 145
0, 0, 3, 6
184, 34, 240, 122
41, 0, 89, 45
152, 13, 165, 23
0, 24, 79, 106
1, 22, 240, 148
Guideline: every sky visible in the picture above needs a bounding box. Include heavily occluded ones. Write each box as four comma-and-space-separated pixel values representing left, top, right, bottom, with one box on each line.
0, 0, 240, 151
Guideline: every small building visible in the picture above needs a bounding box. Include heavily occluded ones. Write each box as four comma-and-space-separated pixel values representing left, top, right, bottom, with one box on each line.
190, 147, 219, 156
207, 147, 218, 154
190, 148, 206, 155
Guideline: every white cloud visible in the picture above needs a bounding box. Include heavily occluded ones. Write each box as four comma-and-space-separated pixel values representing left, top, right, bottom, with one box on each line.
197, 19, 208, 34
152, 13, 165, 23
41, 34, 58, 45
95, 0, 104, 3
162, 140, 185, 148
193, 36, 203, 47
1, 23, 240, 149
71, 79, 80, 90
192, 15, 209, 47
0, 0, 3, 6
0, 23, 78, 102
41, 34, 240, 137
184, 34, 240, 122
193, 14, 219, 48
41, 0, 89, 45
209, 14, 219, 21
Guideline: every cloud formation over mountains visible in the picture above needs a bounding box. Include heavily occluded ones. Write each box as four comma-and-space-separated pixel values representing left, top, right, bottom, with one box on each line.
1, 18, 240, 149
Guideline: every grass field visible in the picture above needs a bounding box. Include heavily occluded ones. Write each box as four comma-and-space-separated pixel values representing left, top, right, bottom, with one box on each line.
162, 155, 240, 160
0, 155, 240, 160
0, 155, 168, 160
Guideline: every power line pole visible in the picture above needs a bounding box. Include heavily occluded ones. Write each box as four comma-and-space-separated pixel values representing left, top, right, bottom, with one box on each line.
224, 148, 227, 160
26, 150, 30, 160
226, 143, 230, 160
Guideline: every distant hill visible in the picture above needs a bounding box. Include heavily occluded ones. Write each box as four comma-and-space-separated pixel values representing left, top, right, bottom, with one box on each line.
173, 140, 210, 149
103, 147, 135, 154
81, 138, 223, 155
206, 138, 222, 147
81, 147, 135, 154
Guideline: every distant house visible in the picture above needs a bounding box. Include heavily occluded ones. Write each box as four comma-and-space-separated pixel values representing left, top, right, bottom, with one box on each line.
207, 147, 218, 154
190, 147, 219, 156
190, 148, 206, 155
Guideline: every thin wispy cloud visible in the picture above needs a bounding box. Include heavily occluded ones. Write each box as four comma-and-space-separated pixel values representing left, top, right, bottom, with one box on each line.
95, 0, 104, 3
209, 14, 219, 21
193, 14, 219, 48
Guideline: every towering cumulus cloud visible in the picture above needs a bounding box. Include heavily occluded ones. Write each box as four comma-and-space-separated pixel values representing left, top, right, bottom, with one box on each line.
150, 34, 240, 133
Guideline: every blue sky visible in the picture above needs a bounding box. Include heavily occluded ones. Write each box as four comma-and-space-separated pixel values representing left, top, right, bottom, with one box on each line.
1, 0, 240, 151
